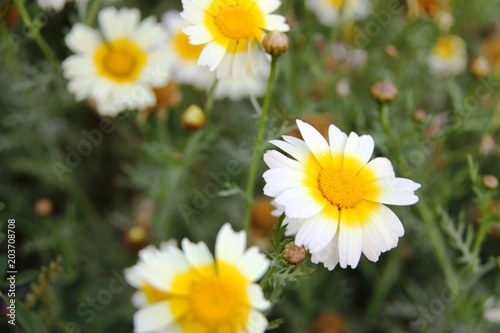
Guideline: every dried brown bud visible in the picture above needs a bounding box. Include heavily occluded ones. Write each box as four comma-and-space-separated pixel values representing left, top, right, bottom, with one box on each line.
182, 105, 206, 131
370, 81, 398, 103
470, 55, 491, 77
384, 44, 399, 58
283, 242, 307, 265
311, 312, 349, 333
262, 31, 289, 57
483, 174, 499, 189
34, 198, 54, 217
413, 108, 427, 122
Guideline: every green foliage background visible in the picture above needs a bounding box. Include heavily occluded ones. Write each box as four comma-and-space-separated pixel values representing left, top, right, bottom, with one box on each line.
1, 0, 500, 332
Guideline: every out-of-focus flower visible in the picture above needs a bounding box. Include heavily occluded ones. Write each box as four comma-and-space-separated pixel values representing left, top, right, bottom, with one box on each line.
413, 109, 427, 122
62, 7, 173, 116
125, 223, 271, 332
469, 55, 491, 77
181, 104, 206, 131
306, 0, 370, 27
214, 71, 269, 101
311, 312, 349, 333
263, 120, 421, 270
250, 197, 277, 251
427, 35, 467, 77
370, 81, 398, 103
336, 79, 351, 96
162, 10, 213, 90
384, 44, 399, 58
481, 35, 500, 77
37, 0, 87, 12
181, 0, 289, 79
479, 134, 496, 156
138, 81, 182, 120
483, 175, 499, 189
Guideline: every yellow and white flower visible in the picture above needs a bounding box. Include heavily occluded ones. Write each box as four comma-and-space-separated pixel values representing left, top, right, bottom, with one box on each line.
63, 7, 173, 116
162, 10, 214, 90
306, 0, 370, 27
181, 0, 289, 79
263, 120, 421, 270
125, 223, 271, 333
427, 35, 467, 77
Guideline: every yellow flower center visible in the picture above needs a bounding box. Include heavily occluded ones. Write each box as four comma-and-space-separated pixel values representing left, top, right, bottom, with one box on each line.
434, 36, 457, 59
318, 168, 364, 209
142, 282, 172, 304
173, 31, 204, 61
94, 38, 147, 83
169, 262, 250, 330
328, 0, 345, 9
215, 6, 257, 40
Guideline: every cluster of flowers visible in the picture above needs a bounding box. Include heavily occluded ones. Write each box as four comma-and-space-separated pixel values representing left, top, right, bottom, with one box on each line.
46, 0, 461, 332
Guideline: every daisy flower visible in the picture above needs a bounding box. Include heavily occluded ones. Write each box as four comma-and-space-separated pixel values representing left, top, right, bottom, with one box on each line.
263, 120, 421, 270
214, 63, 269, 100
125, 223, 271, 333
427, 35, 467, 77
37, 0, 87, 12
306, 0, 370, 27
62, 7, 173, 116
162, 10, 214, 90
181, 0, 289, 79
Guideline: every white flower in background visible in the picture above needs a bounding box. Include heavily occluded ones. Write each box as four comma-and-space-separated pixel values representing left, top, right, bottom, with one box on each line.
427, 35, 467, 77
306, 0, 370, 27
125, 223, 271, 333
215, 61, 269, 101
263, 120, 421, 270
162, 10, 213, 90
37, 0, 87, 12
181, 0, 289, 79
62, 7, 173, 116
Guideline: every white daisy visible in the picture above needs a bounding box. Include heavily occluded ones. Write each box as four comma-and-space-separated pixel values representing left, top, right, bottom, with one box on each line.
427, 35, 467, 77
37, 0, 87, 12
263, 120, 421, 270
62, 7, 173, 116
162, 10, 214, 90
306, 0, 370, 27
215, 60, 269, 100
125, 223, 271, 333
181, 0, 289, 79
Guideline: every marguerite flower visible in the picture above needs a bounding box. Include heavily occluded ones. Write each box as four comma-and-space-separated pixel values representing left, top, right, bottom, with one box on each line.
162, 10, 213, 90
263, 120, 421, 270
215, 66, 268, 100
63, 7, 173, 116
181, 0, 289, 79
427, 35, 467, 77
125, 223, 271, 333
306, 0, 370, 27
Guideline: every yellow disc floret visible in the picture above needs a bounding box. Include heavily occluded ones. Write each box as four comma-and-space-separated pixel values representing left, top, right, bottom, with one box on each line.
318, 168, 364, 209
433, 36, 457, 59
173, 31, 204, 61
94, 38, 147, 83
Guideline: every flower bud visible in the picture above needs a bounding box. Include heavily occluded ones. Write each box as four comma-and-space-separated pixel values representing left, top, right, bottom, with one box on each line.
370, 81, 398, 103
312, 312, 349, 333
283, 242, 306, 265
384, 44, 399, 58
34, 198, 54, 217
182, 105, 206, 131
413, 108, 427, 122
262, 31, 289, 57
483, 174, 498, 189
124, 224, 150, 252
470, 55, 491, 77
480, 135, 496, 156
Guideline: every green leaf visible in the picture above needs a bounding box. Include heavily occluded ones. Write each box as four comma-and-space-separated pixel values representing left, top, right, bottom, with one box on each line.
15, 300, 50, 333
267, 318, 285, 330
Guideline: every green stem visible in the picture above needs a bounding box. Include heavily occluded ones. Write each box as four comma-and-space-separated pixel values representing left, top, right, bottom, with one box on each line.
471, 194, 492, 269
14, 0, 58, 66
242, 56, 279, 234
380, 102, 395, 142
204, 78, 219, 121
85, 0, 100, 26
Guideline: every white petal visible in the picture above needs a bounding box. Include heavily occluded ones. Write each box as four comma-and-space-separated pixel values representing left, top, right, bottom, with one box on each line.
296, 119, 332, 168
283, 217, 304, 236
157, 246, 191, 272
245, 310, 268, 333
263, 150, 302, 171
247, 283, 271, 311
255, 0, 281, 13
328, 124, 348, 167
343, 132, 374, 173
133, 302, 173, 333
365, 178, 421, 206
65, 24, 101, 54
215, 223, 246, 265
338, 210, 363, 268
311, 234, 340, 271
183, 25, 213, 45
265, 14, 290, 32
237, 247, 270, 281
131, 291, 148, 308
262, 168, 309, 197
198, 42, 227, 71
295, 211, 338, 253
181, 239, 214, 268
359, 157, 395, 182
269, 139, 310, 162
99, 7, 140, 41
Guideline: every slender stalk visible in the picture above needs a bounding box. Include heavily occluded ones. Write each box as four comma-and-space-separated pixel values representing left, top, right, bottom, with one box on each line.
14, 0, 58, 66
204, 78, 218, 121
471, 194, 492, 269
85, 0, 100, 26
380, 102, 395, 142
242, 56, 279, 234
